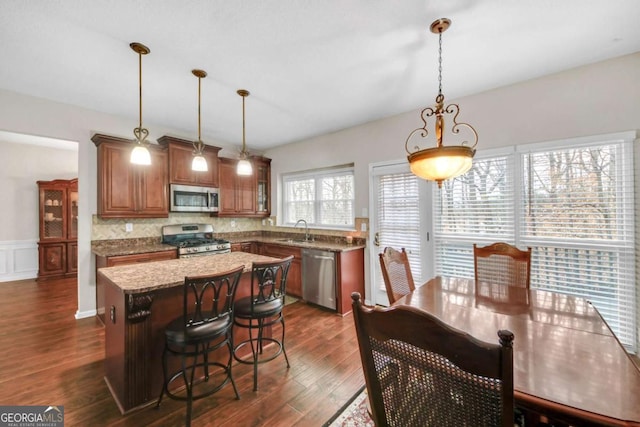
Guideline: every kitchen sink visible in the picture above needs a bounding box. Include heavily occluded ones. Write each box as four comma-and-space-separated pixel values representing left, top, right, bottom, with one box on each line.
276, 238, 313, 244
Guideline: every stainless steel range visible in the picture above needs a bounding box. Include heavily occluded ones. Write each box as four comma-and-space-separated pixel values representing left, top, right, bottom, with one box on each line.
161, 224, 231, 258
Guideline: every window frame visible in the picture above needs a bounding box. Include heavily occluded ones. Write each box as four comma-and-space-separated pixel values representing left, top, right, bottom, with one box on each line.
281, 164, 355, 230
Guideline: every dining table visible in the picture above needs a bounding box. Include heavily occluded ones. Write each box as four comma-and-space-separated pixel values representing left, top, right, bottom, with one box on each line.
395, 276, 640, 427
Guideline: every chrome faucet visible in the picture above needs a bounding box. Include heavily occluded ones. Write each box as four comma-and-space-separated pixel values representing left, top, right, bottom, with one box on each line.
295, 219, 310, 241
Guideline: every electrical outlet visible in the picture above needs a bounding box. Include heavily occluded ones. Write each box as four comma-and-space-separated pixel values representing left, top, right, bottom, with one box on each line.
125, 223, 133, 232
262, 219, 266, 226
230, 220, 237, 228
361, 223, 367, 232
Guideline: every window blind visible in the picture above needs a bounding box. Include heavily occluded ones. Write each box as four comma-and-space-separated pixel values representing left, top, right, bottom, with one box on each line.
376, 171, 422, 284
433, 133, 636, 350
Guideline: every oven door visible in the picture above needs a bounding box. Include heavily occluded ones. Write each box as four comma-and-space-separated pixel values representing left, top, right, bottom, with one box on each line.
170, 184, 219, 212
179, 248, 231, 258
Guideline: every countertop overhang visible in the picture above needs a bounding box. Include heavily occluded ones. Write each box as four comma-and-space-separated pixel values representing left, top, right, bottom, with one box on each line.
97, 251, 279, 294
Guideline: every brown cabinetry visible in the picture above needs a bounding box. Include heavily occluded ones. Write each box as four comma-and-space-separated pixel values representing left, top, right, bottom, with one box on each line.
231, 242, 257, 253
92, 134, 169, 219
157, 136, 221, 187
259, 243, 302, 297
218, 156, 271, 217
95, 250, 177, 323
37, 178, 78, 281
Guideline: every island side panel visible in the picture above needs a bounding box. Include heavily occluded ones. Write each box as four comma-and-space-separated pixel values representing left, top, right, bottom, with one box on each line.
102, 277, 126, 413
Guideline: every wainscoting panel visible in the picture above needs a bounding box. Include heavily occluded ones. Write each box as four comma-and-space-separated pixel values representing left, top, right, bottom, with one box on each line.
0, 240, 38, 282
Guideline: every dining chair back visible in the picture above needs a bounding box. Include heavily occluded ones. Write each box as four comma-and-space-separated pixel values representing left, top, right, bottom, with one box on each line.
351, 292, 515, 427
378, 247, 415, 305
473, 242, 532, 289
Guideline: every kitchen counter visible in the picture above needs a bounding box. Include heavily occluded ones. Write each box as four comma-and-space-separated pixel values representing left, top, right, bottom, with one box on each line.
246, 236, 365, 253
98, 251, 281, 414
98, 251, 277, 294
91, 237, 176, 257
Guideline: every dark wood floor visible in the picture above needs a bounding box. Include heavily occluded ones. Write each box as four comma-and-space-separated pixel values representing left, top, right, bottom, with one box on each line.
0, 277, 364, 426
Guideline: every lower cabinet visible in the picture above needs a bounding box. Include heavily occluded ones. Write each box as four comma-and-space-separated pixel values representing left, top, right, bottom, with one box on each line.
259, 243, 302, 298
95, 250, 177, 323
231, 242, 257, 253
38, 241, 77, 281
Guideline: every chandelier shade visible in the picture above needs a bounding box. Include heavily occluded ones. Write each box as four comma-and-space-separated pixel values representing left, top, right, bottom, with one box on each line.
405, 18, 477, 187
129, 42, 152, 165
191, 69, 208, 172
236, 89, 253, 176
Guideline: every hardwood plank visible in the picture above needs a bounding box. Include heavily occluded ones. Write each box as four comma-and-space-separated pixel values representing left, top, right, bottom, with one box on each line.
0, 277, 364, 426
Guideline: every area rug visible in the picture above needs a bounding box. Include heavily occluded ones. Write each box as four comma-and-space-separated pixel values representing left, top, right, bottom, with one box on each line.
323, 386, 374, 427
284, 295, 299, 306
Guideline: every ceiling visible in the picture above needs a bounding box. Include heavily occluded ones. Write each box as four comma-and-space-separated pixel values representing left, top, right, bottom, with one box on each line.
1, 1, 639, 152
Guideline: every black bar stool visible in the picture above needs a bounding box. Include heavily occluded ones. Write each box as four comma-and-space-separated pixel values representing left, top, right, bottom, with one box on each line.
233, 256, 293, 391
156, 265, 244, 426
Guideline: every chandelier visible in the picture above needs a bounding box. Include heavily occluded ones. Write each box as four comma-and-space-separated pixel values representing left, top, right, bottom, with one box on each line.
405, 18, 477, 187
129, 42, 152, 165
191, 69, 208, 172
236, 89, 253, 176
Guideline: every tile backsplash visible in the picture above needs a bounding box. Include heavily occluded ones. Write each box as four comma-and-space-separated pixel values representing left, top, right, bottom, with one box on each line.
92, 214, 369, 241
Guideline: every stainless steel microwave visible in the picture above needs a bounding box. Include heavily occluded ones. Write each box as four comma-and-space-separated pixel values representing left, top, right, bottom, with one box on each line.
170, 184, 219, 213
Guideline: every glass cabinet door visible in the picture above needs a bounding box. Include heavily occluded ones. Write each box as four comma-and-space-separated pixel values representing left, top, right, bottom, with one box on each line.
42, 188, 66, 239
68, 189, 78, 239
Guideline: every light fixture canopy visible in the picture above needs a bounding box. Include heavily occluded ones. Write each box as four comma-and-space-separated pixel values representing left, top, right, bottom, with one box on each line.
405, 18, 477, 187
129, 42, 152, 165
236, 89, 253, 176
191, 69, 208, 172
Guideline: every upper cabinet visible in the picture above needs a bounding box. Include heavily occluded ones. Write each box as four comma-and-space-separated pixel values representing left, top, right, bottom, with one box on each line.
92, 134, 169, 218
218, 156, 271, 217
157, 136, 221, 187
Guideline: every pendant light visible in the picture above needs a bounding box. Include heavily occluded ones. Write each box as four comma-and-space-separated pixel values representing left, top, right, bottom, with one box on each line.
236, 89, 253, 176
191, 69, 208, 172
129, 42, 152, 165
405, 18, 477, 187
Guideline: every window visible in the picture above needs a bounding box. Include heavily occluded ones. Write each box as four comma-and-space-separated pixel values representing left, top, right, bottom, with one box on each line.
282, 165, 355, 228
433, 132, 636, 350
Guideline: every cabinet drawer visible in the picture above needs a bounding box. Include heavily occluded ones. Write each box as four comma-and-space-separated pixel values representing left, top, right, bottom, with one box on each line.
261, 244, 301, 259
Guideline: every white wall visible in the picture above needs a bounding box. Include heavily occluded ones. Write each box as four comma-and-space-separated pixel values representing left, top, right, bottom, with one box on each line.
265, 52, 640, 310
0, 89, 229, 318
0, 52, 638, 321
0, 140, 78, 281
0, 141, 77, 240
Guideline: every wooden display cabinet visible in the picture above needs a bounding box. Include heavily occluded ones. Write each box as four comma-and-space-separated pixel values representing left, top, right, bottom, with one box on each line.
157, 136, 221, 187
37, 178, 78, 281
92, 134, 169, 219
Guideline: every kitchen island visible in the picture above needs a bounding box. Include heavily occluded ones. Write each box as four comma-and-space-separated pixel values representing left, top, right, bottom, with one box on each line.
97, 251, 280, 414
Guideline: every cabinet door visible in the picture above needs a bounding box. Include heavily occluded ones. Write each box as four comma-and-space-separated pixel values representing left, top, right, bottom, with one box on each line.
236, 173, 256, 214
137, 148, 169, 217
98, 142, 137, 217
39, 243, 66, 277
261, 244, 302, 298
163, 137, 220, 187
219, 159, 238, 215
40, 187, 67, 240
254, 157, 271, 216
67, 241, 78, 274
68, 183, 78, 239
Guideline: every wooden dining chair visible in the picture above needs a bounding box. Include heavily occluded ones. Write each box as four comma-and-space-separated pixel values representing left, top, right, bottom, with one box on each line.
378, 247, 416, 305
473, 242, 532, 289
351, 292, 515, 427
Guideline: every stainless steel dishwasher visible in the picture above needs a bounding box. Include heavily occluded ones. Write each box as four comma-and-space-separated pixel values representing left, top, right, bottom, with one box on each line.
301, 249, 336, 310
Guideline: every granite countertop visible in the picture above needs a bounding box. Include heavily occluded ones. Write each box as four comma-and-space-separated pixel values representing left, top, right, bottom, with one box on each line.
235, 237, 366, 252
98, 251, 279, 294
92, 243, 176, 257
